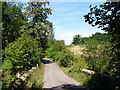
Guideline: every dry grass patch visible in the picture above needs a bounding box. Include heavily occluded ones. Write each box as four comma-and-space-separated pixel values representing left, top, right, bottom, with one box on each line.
67, 45, 85, 55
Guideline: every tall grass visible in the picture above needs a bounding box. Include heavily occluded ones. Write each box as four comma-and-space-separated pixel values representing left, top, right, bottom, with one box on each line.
62, 66, 91, 86
62, 45, 120, 90
62, 45, 90, 86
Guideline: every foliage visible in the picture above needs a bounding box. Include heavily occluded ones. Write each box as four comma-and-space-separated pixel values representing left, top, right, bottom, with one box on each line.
25, 1, 54, 51
45, 40, 65, 59
45, 40, 75, 67
70, 32, 111, 74
2, 60, 15, 88
72, 32, 109, 45
83, 43, 111, 74
74, 32, 111, 74
2, 2, 27, 49
64, 45, 89, 85
63, 44, 120, 90
57, 49, 75, 67
3, 33, 42, 72
72, 34, 83, 45
23, 66, 44, 89
81, 32, 109, 45
2, 69, 15, 88
2, 1, 53, 88
84, 2, 120, 77
2, 33, 42, 88
50, 40, 65, 51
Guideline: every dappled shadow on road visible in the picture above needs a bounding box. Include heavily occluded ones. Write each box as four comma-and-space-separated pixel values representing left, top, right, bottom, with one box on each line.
41, 58, 53, 64
43, 84, 87, 90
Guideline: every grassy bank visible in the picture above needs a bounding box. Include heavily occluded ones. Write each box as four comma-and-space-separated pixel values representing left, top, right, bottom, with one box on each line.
62, 67, 91, 86
62, 64, 120, 90
23, 64, 44, 89
62, 45, 91, 86
62, 45, 120, 89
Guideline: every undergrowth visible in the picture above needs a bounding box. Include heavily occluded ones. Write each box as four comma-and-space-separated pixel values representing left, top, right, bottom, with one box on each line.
62, 62, 120, 90
23, 64, 44, 89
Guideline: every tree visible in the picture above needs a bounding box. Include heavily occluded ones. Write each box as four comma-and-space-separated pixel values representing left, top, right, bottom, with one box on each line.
84, 2, 120, 76
2, 33, 42, 88
2, 1, 54, 88
25, 1, 54, 52
72, 34, 83, 45
2, 2, 27, 49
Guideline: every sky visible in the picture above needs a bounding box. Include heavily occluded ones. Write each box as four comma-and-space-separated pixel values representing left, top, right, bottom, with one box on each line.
47, 2, 105, 45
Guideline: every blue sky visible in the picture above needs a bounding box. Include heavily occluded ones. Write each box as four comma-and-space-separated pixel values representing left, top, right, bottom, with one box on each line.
47, 2, 105, 45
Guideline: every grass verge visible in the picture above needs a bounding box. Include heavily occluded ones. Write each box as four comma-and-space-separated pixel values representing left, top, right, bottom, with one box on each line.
23, 64, 44, 89
62, 67, 91, 86
62, 67, 120, 90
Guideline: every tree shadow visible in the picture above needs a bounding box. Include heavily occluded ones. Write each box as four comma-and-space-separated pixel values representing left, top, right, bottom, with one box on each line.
83, 74, 120, 90
43, 84, 87, 90
41, 58, 53, 64
5, 84, 87, 90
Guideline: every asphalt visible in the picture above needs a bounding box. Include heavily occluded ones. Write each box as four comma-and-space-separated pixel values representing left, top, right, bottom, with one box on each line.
42, 58, 87, 90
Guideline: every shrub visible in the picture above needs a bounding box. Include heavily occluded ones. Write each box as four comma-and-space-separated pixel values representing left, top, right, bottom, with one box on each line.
2, 60, 14, 88
58, 50, 75, 67
45, 40, 75, 67
2, 33, 43, 88
3, 33, 42, 72
83, 42, 111, 74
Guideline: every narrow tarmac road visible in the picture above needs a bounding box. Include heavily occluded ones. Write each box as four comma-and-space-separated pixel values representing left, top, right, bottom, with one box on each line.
42, 58, 87, 90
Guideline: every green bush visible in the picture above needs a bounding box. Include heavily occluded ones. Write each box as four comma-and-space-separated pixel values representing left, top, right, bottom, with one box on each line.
2, 60, 14, 88
45, 40, 75, 67
23, 66, 44, 89
58, 50, 75, 67
2, 33, 43, 88
45, 47, 56, 59
3, 33, 42, 72
83, 41, 111, 74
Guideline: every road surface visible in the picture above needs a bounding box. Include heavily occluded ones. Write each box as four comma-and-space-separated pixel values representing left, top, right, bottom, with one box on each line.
42, 58, 87, 90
